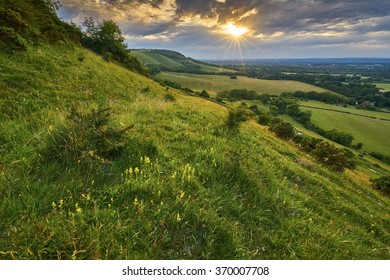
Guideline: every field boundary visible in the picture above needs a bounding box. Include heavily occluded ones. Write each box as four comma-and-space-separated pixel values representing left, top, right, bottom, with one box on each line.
300, 105, 390, 121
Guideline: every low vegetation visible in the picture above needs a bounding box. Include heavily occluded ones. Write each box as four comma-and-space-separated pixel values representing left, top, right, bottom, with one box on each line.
1, 0, 389, 260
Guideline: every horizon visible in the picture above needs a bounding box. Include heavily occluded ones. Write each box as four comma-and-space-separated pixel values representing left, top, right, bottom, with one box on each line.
58, 0, 390, 59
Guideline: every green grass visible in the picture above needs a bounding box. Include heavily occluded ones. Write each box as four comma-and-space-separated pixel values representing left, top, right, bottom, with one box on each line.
156, 72, 331, 95
376, 83, 390, 91
132, 50, 183, 68
298, 101, 390, 156
1, 44, 389, 260
131, 50, 233, 73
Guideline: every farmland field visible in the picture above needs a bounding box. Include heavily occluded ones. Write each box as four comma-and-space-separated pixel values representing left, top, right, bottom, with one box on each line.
156, 72, 330, 95
376, 83, 390, 91
299, 101, 390, 155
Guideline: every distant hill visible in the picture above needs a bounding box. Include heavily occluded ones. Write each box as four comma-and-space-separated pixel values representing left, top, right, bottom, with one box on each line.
131, 49, 235, 74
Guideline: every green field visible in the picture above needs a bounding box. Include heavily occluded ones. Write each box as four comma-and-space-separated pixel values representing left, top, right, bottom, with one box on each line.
376, 83, 390, 91
132, 50, 234, 73
299, 101, 390, 155
156, 72, 331, 95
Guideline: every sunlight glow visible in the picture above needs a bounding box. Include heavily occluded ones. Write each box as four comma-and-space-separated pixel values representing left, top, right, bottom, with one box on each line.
223, 23, 248, 37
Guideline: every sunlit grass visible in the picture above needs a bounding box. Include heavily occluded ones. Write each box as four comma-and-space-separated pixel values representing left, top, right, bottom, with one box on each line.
1, 44, 389, 260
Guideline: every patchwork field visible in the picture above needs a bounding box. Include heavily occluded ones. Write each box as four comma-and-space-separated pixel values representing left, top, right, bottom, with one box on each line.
156, 72, 330, 95
299, 101, 390, 155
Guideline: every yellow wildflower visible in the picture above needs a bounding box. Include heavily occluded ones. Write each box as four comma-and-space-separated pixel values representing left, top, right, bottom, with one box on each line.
177, 190, 185, 201
48, 125, 54, 133
75, 203, 82, 213
176, 213, 182, 222
144, 156, 151, 164
134, 167, 140, 174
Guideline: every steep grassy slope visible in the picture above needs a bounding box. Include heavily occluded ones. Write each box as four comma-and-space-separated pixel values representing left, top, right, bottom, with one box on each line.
156, 72, 331, 95
0, 44, 389, 260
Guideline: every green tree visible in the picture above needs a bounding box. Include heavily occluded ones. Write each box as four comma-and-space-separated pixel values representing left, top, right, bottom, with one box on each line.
81, 18, 146, 74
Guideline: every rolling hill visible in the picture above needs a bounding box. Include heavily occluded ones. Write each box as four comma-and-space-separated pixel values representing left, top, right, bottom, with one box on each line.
131, 49, 234, 74
1, 0, 389, 260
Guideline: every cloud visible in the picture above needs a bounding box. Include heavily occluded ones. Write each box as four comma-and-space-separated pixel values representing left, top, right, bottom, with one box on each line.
57, 0, 390, 58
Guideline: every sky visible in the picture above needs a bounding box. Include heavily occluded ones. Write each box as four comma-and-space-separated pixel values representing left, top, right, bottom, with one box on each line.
57, 0, 390, 59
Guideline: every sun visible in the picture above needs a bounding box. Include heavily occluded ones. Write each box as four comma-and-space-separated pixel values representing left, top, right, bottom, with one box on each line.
223, 23, 248, 37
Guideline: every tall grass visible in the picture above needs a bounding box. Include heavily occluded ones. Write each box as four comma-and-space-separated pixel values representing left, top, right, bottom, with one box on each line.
0, 44, 389, 260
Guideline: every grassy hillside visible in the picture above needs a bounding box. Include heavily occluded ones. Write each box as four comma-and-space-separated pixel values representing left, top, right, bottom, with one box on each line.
132, 49, 233, 73
1, 43, 389, 260
298, 101, 390, 156
156, 72, 331, 95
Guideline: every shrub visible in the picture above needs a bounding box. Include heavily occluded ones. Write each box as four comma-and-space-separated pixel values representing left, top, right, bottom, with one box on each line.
369, 152, 390, 165
353, 142, 363, 150
164, 93, 176, 102
225, 104, 253, 129
198, 90, 210, 98
371, 176, 390, 196
269, 120, 295, 140
324, 129, 354, 146
312, 141, 348, 172
43, 105, 132, 167
0, 26, 28, 51
257, 113, 273, 125
299, 136, 323, 152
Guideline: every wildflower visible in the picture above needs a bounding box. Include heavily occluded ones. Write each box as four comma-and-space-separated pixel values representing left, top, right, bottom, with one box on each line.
134, 167, 140, 174
89, 150, 94, 156
177, 190, 185, 201
75, 203, 82, 213
82, 193, 91, 201
171, 172, 177, 179
59, 199, 64, 208
48, 125, 54, 133
52, 202, 57, 208
144, 156, 151, 164
176, 213, 182, 222
133, 198, 139, 206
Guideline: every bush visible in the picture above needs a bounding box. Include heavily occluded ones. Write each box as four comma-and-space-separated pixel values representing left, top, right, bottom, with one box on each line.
0, 26, 28, 51
312, 141, 348, 172
43, 105, 132, 167
324, 129, 354, 146
369, 152, 390, 165
257, 113, 273, 125
198, 90, 210, 98
269, 120, 295, 139
371, 176, 390, 196
225, 104, 253, 129
164, 93, 176, 102
298, 136, 323, 152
